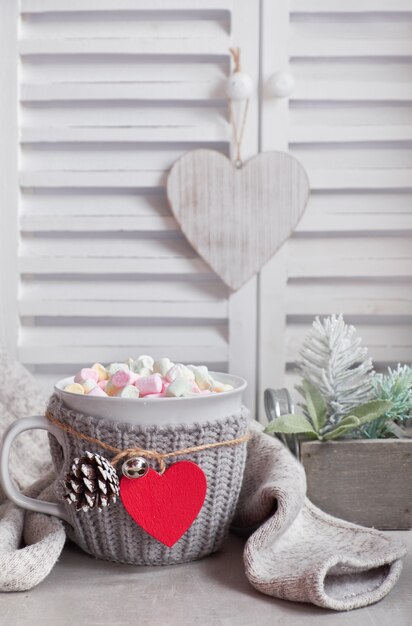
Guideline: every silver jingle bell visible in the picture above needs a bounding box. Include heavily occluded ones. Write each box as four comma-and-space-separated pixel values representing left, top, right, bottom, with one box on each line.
122, 456, 149, 479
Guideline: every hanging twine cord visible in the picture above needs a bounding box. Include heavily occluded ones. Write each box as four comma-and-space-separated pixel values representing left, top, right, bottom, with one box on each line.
228, 47, 250, 167
46, 411, 251, 475
229, 46, 241, 73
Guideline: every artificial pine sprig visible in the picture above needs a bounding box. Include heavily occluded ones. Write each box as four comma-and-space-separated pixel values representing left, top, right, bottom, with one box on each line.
296, 315, 374, 425
361, 364, 412, 439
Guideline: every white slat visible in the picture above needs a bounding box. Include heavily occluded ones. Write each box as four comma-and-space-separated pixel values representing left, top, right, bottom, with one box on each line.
19, 38, 229, 56
21, 0, 233, 11
290, 126, 412, 144
20, 126, 230, 143
21, 82, 225, 102
21, 325, 228, 349
290, 0, 412, 12
21, 190, 171, 217
289, 259, 412, 279
20, 104, 227, 129
20, 215, 179, 232
18, 256, 210, 275
19, 345, 228, 365
309, 170, 412, 190
297, 212, 412, 233
19, 299, 227, 319
291, 39, 412, 58
19, 171, 165, 188
20, 17, 228, 41
292, 81, 412, 102
20, 276, 228, 301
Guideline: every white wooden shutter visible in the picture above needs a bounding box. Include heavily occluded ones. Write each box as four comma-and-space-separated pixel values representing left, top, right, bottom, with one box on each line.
0, 0, 259, 410
260, 0, 412, 411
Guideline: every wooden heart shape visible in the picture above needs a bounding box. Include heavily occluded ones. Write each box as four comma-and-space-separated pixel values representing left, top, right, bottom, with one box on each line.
167, 149, 310, 290
120, 461, 207, 548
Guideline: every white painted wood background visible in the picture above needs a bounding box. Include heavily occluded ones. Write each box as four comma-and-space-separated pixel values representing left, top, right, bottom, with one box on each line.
1, 0, 411, 418
0, 0, 259, 412
259, 0, 412, 416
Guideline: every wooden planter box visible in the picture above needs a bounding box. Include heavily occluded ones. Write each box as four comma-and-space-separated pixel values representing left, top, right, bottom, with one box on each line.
299, 439, 412, 530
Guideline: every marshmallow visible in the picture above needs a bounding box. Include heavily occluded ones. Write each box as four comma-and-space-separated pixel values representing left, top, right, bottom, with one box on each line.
98, 380, 108, 391
64, 383, 85, 395
105, 380, 121, 397
74, 368, 99, 384
107, 362, 129, 376
134, 374, 163, 396
130, 355, 154, 374
116, 385, 140, 398
91, 363, 109, 382
187, 365, 214, 390
153, 357, 174, 377
136, 367, 152, 377
211, 380, 234, 393
165, 376, 192, 397
87, 386, 108, 397
81, 378, 98, 393
166, 363, 195, 383
111, 369, 135, 389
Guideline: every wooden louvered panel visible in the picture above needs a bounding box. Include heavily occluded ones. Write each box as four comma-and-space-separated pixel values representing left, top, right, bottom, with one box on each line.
259, 0, 412, 415
3, 0, 259, 409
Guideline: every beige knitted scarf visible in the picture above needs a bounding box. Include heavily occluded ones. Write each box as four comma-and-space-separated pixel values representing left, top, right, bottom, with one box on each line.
0, 348, 406, 609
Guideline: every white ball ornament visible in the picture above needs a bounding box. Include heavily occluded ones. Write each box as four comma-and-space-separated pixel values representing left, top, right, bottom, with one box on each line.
226, 72, 254, 101
268, 71, 295, 98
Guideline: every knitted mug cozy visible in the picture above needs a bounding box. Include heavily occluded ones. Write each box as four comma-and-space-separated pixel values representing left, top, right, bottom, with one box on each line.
46, 394, 249, 566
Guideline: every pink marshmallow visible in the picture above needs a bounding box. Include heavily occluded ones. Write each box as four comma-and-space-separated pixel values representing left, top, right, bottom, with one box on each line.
144, 392, 163, 398
111, 369, 133, 389
74, 368, 99, 384
134, 373, 163, 396
98, 380, 108, 391
87, 386, 108, 397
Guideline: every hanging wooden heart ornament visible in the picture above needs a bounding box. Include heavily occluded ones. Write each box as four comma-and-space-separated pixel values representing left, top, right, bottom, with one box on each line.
120, 461, 207, 548
166, 149, 310, 291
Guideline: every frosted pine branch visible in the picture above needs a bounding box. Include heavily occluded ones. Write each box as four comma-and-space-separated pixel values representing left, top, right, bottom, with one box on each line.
297, 315, 374, 424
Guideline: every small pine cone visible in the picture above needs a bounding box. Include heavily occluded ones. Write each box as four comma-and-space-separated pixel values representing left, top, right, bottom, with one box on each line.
64, 451, 119, 512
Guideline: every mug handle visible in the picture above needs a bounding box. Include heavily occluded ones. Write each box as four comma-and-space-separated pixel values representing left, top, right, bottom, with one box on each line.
0, 415, 70, 523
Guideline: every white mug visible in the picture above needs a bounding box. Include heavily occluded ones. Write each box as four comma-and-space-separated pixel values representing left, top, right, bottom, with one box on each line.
0, 372, 247, 525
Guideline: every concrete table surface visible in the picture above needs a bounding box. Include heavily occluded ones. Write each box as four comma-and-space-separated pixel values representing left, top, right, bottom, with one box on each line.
1, 531, 411, 626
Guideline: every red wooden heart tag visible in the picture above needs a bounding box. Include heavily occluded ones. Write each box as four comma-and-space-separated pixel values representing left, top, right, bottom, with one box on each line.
120, 461, 207, 548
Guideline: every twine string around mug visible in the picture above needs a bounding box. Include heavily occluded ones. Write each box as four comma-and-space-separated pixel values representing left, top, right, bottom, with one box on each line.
46, 411, 251, 474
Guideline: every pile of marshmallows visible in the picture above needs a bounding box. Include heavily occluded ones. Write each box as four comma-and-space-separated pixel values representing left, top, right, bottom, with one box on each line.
64, 356, 234, 399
